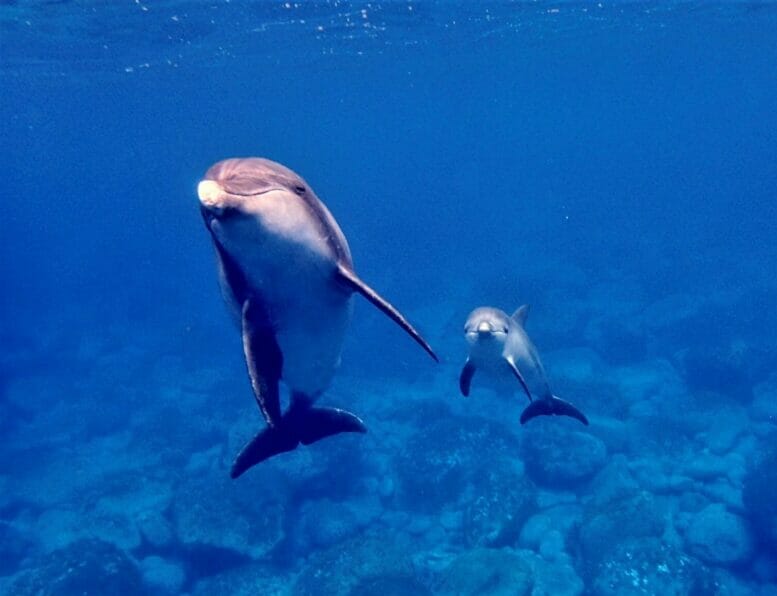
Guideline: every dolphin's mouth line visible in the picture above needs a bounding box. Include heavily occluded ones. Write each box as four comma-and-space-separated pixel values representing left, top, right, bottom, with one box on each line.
214, 185, 288, 198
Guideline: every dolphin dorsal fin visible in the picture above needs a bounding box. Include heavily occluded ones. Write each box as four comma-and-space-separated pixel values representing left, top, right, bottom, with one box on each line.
512, 304, 530, 326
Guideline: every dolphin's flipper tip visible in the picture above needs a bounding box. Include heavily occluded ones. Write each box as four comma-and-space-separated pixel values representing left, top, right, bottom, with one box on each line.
336, 265, 438, 362
459, 360, 476, 396
520, 396, 589, 426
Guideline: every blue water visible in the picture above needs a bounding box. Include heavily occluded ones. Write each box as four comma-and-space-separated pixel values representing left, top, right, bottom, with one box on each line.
2, 2, 776, 594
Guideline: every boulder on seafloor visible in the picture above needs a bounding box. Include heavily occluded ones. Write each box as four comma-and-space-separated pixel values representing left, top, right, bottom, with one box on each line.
529, 551, 584, 596
610, 358, 685, 405
349, 573, 432, 596
591, 537, 713, 596
742, 439, 777, 550
679, 345, 754, 401
586, 454, 640, 506
136, 509, 175, 549
33, 504, 141, 553
519, 504, 583, 551
172, 471, 286, 560
394, 414, 520, 513
694, 403, 749, 455
7, 538, 144, 596
293, 531, 417, 596
293, 496, 383, 550
139, 556, 186, 595
434, 546, 585, 596
684, 503, 754, 565
191, 562, 290, 596
436, 548, 533, 596
578, 492, 669, 571
461, 456, 537, 548
521, 426, 607, 489
711, 568, 777, 596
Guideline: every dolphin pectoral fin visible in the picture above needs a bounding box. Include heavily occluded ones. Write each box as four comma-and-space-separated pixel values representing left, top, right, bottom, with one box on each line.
241, 300, 283, 426
230, 427, 299, 479
506, 357, 532, 402
520, 396, 589, 426
512, 304, 530, 326
293, 406, 367, 445
336, 264, 438, 362
459, 359, 476, 396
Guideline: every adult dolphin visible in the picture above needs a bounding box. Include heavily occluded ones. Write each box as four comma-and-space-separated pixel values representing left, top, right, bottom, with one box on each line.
198, 157, 437, 478
460, 305, 588, 425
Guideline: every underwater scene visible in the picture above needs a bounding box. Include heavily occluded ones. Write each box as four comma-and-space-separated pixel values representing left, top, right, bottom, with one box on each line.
2, 1, 777, 594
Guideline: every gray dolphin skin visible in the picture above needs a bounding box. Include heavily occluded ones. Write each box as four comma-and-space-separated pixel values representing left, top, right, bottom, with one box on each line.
198, 157, 438, 478
460, 305, 588, 425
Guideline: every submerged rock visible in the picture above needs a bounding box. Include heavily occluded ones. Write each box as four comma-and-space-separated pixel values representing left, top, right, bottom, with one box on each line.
33, 502, 144, 553
437, 548, 532, 596
587, 454, 639, 506
172, 472, 286, 560
461, 457, 536, 548
578, 492, 669, 571
293, 531, 417, 596
742, 438, 777, 550
522, 426, 606, 489
139, 556, 186, 594
680, 346, 753, 402
695, 404, 749, 455
530, 552, 584, 596
519, 504, 583, 551
349, 573, 431, 596
394, 415, 520, 512
7, 538, 143, 596
685, 503, 754, 565
592, 538, 713, 596
294, 496, 383, 550
436, 547, 583, 596
136, 509, 175, 549
192, 562, 290, 596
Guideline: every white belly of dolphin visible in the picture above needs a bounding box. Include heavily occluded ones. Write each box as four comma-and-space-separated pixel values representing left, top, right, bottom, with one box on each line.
274, 293, 352, 398
216, 224, 351, 399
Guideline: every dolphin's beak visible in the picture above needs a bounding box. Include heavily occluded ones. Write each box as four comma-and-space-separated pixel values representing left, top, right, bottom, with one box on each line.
198, 180, 223, 207
477, 321, 492, 335
198, 180, 228, 228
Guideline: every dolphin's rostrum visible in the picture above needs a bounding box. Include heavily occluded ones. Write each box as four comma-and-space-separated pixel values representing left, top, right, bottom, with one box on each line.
461, 305, 588, 426
198, 157, 437, 478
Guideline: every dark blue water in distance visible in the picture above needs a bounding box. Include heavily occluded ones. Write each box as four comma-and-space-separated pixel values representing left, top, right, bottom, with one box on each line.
2, 2, 777, 594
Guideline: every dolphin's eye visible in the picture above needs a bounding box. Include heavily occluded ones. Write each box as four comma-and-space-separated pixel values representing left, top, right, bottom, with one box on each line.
294, 184, 306, 195
502, 327, 509, 333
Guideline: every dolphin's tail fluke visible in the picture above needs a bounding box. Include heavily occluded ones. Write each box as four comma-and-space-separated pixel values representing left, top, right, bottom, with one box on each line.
519, 395, 589, 426
230, 406, 367, 479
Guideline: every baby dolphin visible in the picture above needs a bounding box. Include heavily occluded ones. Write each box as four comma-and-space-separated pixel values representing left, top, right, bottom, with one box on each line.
198, 157, 437, 478
460, 305, 588, 425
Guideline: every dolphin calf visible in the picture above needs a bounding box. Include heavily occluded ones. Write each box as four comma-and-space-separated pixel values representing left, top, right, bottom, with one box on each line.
460, 305, 588, 425
198, 157, 437, 478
